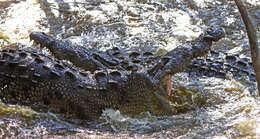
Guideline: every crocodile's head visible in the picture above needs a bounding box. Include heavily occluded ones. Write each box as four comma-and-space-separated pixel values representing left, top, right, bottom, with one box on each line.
203, 27, 225, 42
30, 32, 56, 48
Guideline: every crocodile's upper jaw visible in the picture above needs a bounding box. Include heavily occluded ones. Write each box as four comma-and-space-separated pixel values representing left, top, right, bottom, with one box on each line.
30, 32, 55, 47
204, 27, 225, 42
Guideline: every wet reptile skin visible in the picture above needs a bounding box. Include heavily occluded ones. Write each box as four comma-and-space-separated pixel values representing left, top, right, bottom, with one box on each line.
186, 50, 256, 82
0, 28, 225, 120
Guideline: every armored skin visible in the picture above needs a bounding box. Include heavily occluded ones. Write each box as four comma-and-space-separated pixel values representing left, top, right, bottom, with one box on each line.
0, 28, 225, 120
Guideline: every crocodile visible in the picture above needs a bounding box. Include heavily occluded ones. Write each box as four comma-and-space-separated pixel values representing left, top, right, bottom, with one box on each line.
0, 27, 224, 120
185, 50, 256, 82
29, 28, 256, 90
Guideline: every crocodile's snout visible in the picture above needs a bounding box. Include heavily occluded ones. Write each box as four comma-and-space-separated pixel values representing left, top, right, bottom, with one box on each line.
30, 32, 55, 47
204, 27, 225, 42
